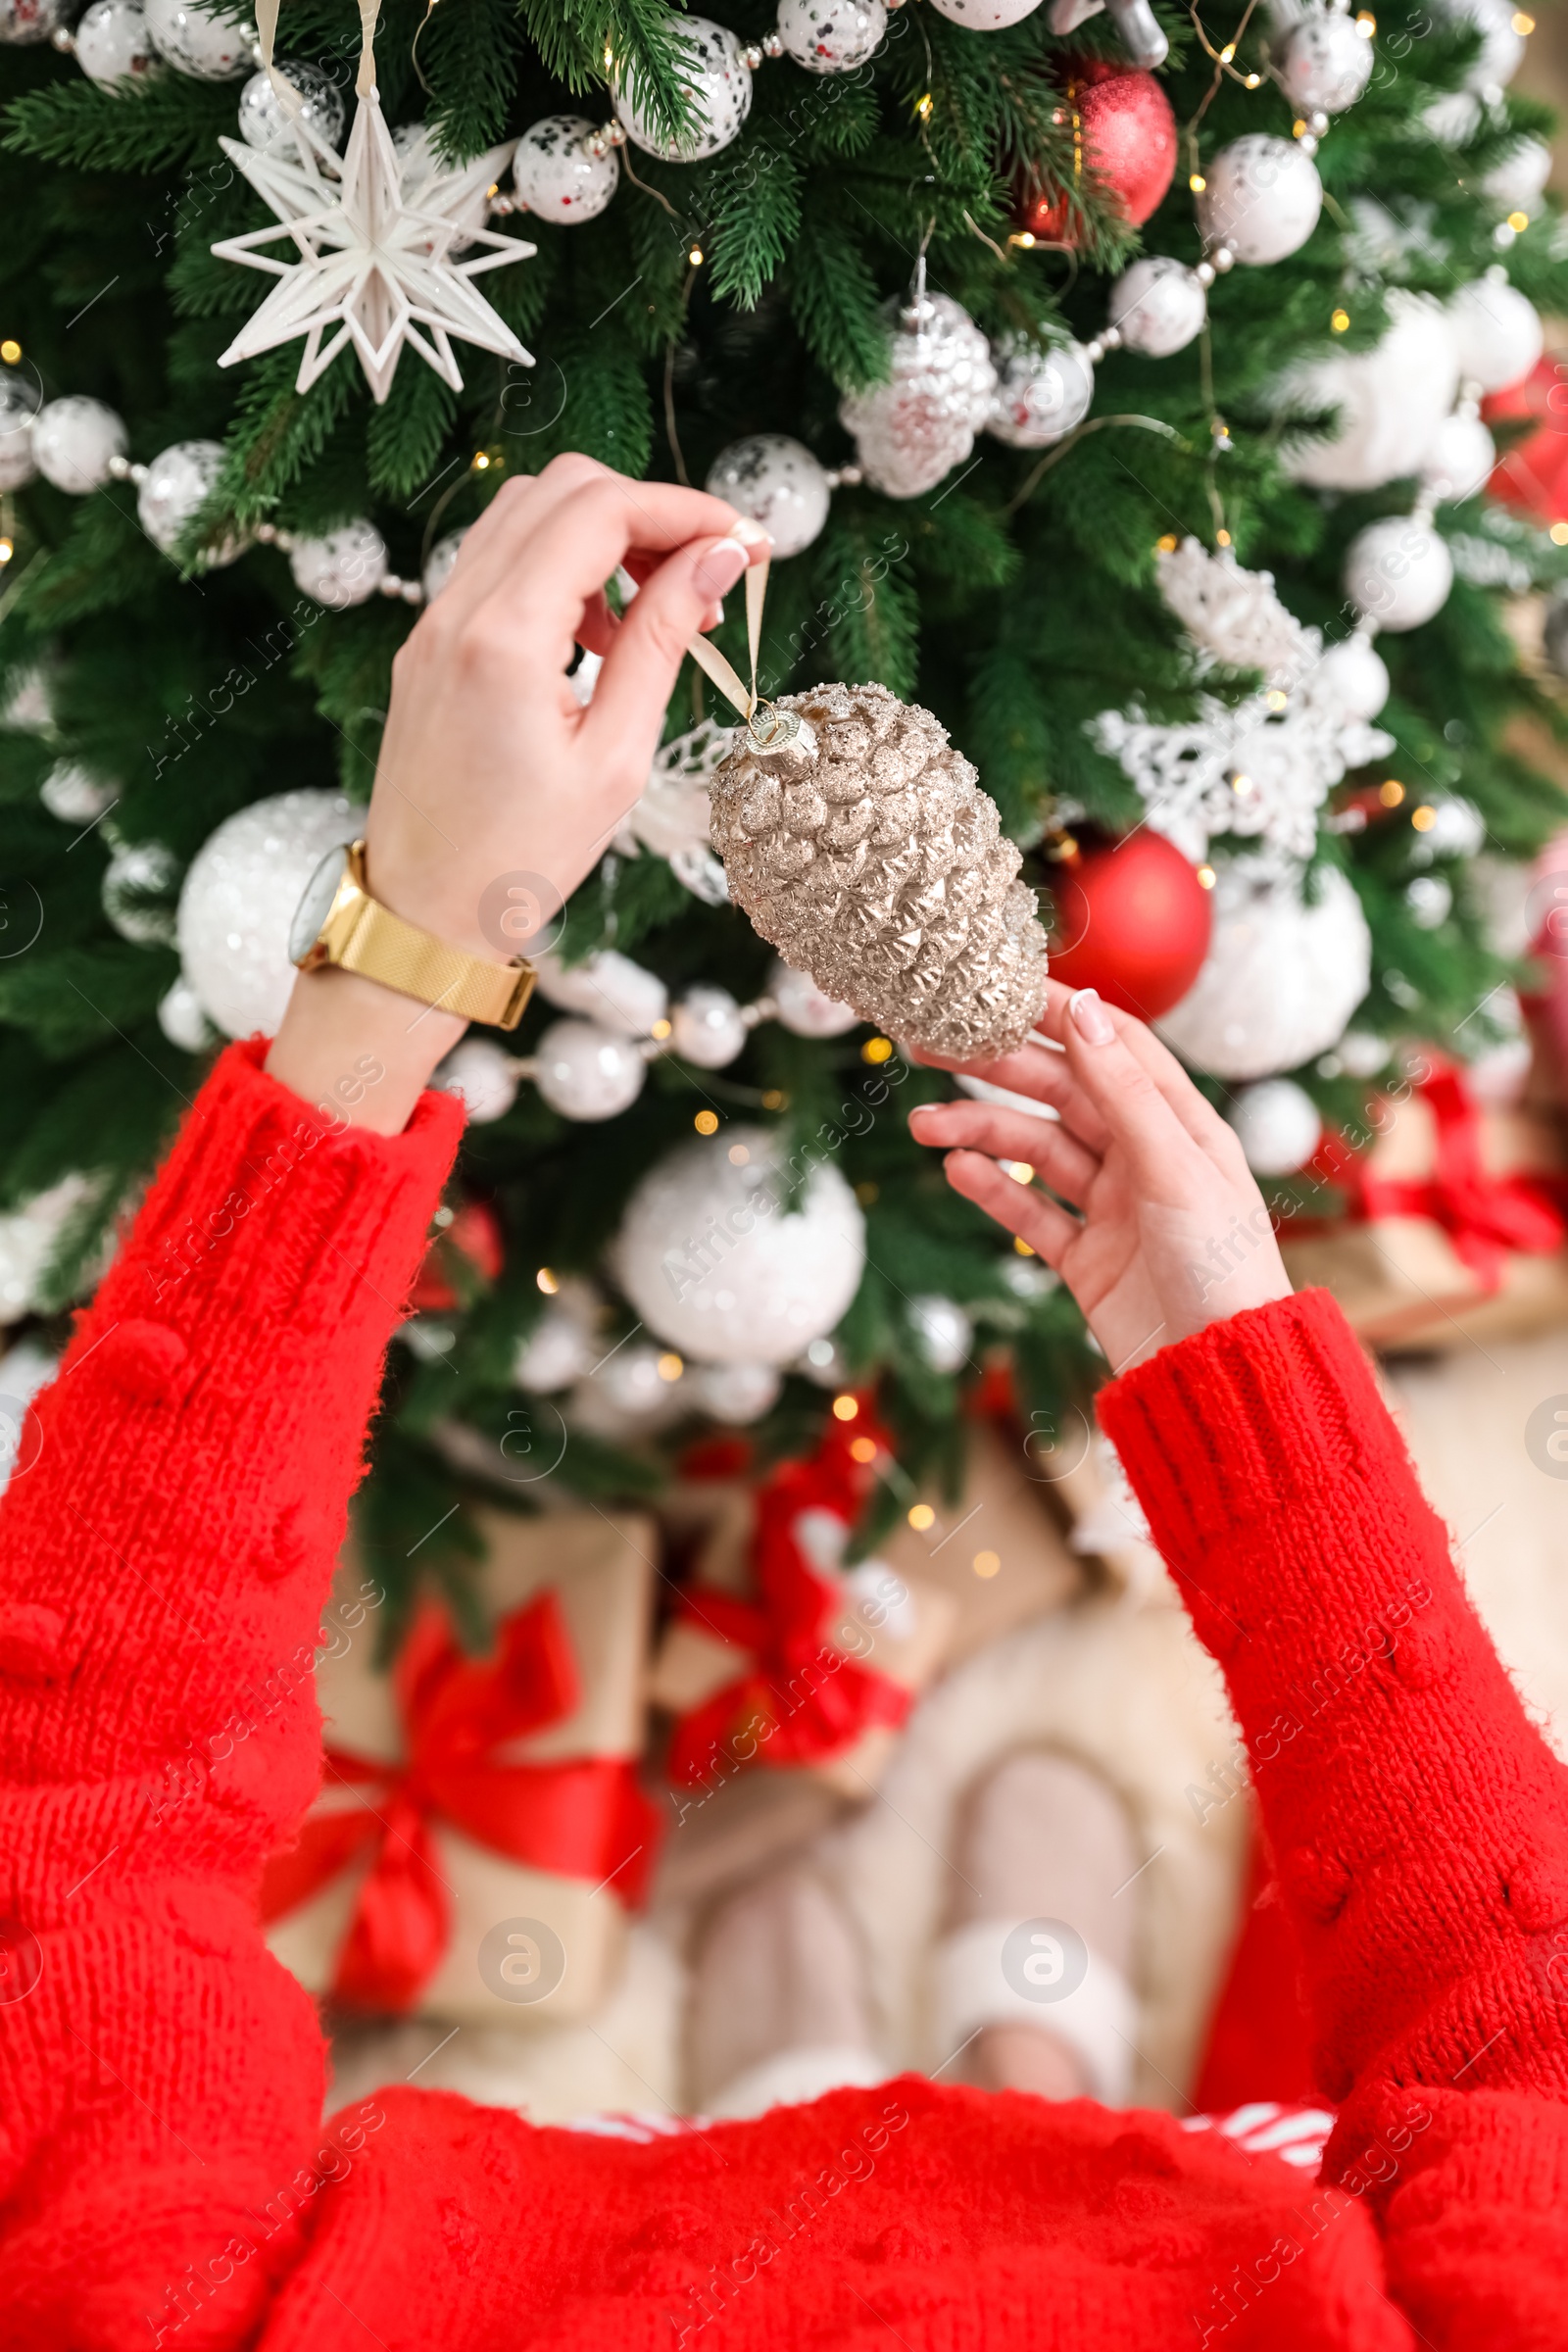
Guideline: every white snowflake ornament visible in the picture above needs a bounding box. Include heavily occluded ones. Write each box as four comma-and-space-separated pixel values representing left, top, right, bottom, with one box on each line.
212, 88, 533, 403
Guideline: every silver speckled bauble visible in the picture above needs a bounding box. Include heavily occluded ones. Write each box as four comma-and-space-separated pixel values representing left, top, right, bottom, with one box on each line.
907, 1294, 973, 1374
687, 1360, 783, 1424
237, 60, 346, 155
1156, 858, 1372, 1081
1200, 134, 1322, 266
613, 15, 752, 161
569, 1341, 687, 1438
157, 975, 217, 1052
1225, 1076, 1322, 1175
840, 293, 997, 500
433, 1037, 520, 1123
422, 527, 467, 601
671, 985, 749, 1068
75, 0, 157, 82
0, 370, 37, 490
144, 0, 251, 76
31, 396, 125, 494
1313, 633, 1389, 721
709, 680, 1050, 1062
1447, 274, 1543, 394
987, 336, 1094, 449
613, 1125, 866, 1366
0, 0, 70, 40
533, 1018, 648, 1120
40, 760, 116, 823
1343, 516, 1453, 632
177, 789, 359, 1038
1420, 410, 1494, 503
769, 957, 859, 1037
289, 521, 387, 608
705, 433, 831, 560
928, 0, 1044, 22
512, 114, 619, 221
137, 439, 244, 562
102, 839, 179, 945
1276, 11, 1373, 114
1108, 257, 1206, 358
776, 0, 887, 71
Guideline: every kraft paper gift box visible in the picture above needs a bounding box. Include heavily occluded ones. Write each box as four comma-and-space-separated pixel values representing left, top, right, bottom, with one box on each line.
264, 1506, 660, 2028
1279, 1070, 1568, 1351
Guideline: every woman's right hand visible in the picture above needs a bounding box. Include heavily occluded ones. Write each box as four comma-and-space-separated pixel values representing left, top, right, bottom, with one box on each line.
907, 981, 1292, 1375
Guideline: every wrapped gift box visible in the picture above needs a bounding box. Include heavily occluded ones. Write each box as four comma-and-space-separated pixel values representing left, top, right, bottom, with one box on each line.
264, 1507, 660, 2027
649, 1419, 957, 1802
1280, 1067, 1568, 1349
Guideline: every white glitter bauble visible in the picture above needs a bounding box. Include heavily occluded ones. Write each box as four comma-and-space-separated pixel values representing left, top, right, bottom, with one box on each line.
1200, 135, 1322, 266
1337, 1029, 1390, 1078
102, 839, 179, 944
1108, 257, 1206, 358
688, 1359, 783, 1423
769, 957, 859, 1038
1411, 795, 1486, 860
289, 521, 387, 608
1282, 295, 1459, 493
157, 974, 216, 1051
40, 760, 116, 824
434, 1037, 520, 1123
1277, 11, 1373, 113
421, 527, 466, 601
31, 396, 126, 494
671, 985, 748, 1068
136, 438, 240, 561
237, 59, 346, 155
927, 0, 1044, 21
987, 336, 1094, 449
535, 949, 667, 1036
1225, 1076, 1322, 1174
1406, 874, 1453, 929
1313, 633, 1389, 721
514, 1296, 600, 1393
1344, 516, 1453, 632
177, 788, 359, 1038
569, 1341, 687, 1437
613, 16, 752, 161
907, 1294, 973, 1375
613, 1125, 865, 1366
512, 114, 619, 220
776, 0, 887, 71
0, 0, 70, 39
1481, 136, 1552, 216
1447, 275, 1543, 394
840, 292, 997, 499
705, 434, 830, 560
1429, 0, 1523, 92
0, 371, 36, 490
533, 1019, 648, 1120
75, 0, 156, 82
144, 0, 251, 76
1156, 860, 1372, 1081
1421, 410, 1494, 503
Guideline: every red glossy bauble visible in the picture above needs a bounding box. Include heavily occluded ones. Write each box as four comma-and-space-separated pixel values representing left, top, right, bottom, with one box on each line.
1043, 831, 1212, 1019
412, 1200, 504, 1312
1484, 357, 1568, 529
1016, 59, 1177, 247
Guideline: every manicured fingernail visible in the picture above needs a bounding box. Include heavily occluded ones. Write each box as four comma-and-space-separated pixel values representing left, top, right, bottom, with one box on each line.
1068, 987, 1115, 1046
695, 537, 749, 598
729, 516, 772, 548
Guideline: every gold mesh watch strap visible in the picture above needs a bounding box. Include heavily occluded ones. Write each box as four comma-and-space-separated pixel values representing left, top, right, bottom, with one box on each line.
326, 843, 535, 1031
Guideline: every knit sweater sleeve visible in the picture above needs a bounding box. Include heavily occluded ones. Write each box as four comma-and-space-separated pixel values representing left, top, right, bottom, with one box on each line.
1099, 1294, 1568, 2281
0, 1038, 463, 2352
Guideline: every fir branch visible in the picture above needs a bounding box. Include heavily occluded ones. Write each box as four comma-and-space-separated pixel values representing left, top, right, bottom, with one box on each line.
421, 0, 519, 164
367, 361, 459, 501
3, 75, 236, 172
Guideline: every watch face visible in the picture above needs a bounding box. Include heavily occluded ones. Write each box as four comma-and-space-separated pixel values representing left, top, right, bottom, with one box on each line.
289, 843, 351, 965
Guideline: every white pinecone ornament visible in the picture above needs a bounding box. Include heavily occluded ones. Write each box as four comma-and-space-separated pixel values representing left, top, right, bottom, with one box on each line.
708, 681, 1049, 1059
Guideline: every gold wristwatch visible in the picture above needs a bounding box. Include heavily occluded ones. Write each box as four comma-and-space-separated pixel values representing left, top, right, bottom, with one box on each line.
288, 839, 535, 1031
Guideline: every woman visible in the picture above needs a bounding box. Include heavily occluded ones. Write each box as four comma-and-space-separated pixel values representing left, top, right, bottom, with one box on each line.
1, 455, 1564, 2351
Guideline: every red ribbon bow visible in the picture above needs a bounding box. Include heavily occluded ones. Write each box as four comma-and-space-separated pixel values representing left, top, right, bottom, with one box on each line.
261, 1592, 660, 2013
1316, 1062, 1567, 1293
667, 1415, 913, 1788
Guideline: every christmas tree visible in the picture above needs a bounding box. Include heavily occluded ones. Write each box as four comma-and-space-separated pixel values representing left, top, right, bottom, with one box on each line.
1, 0, 1565, 1635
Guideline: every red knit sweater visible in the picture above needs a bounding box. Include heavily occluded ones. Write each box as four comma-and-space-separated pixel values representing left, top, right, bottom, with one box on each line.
3, 1042, 1568, 2352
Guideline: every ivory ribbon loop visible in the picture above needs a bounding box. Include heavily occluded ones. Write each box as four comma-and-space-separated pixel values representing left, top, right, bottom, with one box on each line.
255, 0, 380, 121
685, 548, 775, 735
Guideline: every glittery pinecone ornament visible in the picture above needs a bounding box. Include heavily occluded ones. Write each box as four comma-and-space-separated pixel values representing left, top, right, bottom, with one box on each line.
838, 267, 997, 501
708, 681, 1050, 1060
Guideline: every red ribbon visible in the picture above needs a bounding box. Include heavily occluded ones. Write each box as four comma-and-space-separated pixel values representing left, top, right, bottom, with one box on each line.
1306, 1062, 1567, 1294
667, 1414, 914, 1788
261, 1591, 660, 2013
